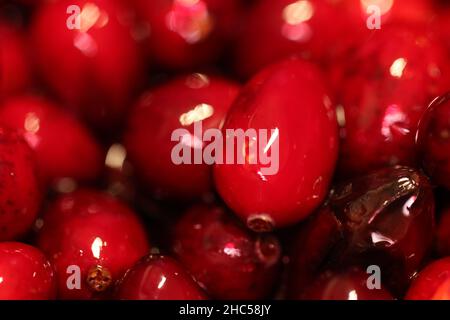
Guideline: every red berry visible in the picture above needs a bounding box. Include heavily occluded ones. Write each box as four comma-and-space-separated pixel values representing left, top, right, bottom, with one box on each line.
116, 255, 206, 300
0, 95, 104, 185
214, 58, 338, 230
416, 93, 450, 189
300, 268, 394, 300
30, 0, 144, 132
0, 23, 32, 100
124, 73, 240, 200
0, 242, 56, 300
171, 204, 281, 299
406, 257, 450, 300
0, 128, 42, 241
36, 189, 150, 299
337, 25, 450, 177
436, 206, 450, 257
133, 0, 243, 69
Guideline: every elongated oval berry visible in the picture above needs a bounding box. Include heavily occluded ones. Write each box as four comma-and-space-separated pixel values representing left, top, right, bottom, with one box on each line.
116, 255, 206, 300
124, 74, 240, 200
416, 93, 450, 189
36, 189, 150, 299
406, 257, 450, 300
0, 128, 42, 241
171, 204, 281, 299
0, 242, 56, 300
214, 58, 338, 230
0, 95, 104, 185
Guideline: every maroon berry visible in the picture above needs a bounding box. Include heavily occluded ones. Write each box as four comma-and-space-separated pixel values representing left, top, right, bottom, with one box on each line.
116, 255, 206, 300
171, 204, 281, 299
0, 242, 56, 300
36, 189, 150, 299
436, 206, 450, 257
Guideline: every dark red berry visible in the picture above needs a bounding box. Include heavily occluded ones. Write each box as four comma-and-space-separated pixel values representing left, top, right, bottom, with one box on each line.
36, 189, 150, 299
171, 204, 281, 299
0, 242, 56, 300
436, 206, 450, 257
214, 58, 338, 230
116, 255, 206, 300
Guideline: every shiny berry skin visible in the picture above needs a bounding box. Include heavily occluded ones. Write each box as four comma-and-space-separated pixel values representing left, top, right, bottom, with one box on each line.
416, 93, 450, 189
30, 0, 143, 132
436, 206, 450, 257
406, 257, 450, 300
337, 25, 450, 177
288, 166, 435, 297
214, 58, 338, 230
0, 95, 103, 185
0, 242, 56, 300
300, 268, 394, 300
133, 0, 242, 70
36, 189, 150, 299
116, 255, 206, 300
124, 73, 240, 200
0, 23, 32, 100
0, 128, 42, 241
171, 204, 281, 300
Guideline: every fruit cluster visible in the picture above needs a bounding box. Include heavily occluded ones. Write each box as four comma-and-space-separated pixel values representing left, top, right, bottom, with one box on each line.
0, 0, 450, 300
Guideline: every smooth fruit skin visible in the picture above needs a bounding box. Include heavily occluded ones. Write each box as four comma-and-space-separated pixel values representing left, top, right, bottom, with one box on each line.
300, 268, 394, 300
0, 23, 32, 100
116, 255, 206, 300
436, 206, 450, 257
124, 74, 240, 200
0, 128, 42, 241
36, 189, 150, 299
30, 0, 143, 132
288, 167, 435, 297
171, 204, 281, 300
133, 0, 242, 70
0, 95, 103, 185
337, 25, 450, 177
406, 257, 450, 300
0, 242, 56, 300
416, 93, 450, 189
214, 58, 338, 230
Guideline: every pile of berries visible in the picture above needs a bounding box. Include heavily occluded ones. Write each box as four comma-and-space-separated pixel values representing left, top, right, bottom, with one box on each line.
0, 0, 450, 300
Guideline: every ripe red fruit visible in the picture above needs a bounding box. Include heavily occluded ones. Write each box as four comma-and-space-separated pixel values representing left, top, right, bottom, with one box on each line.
30, 0, 144, 132
436, 206, 450, 257
116, 255, 207, 300
124, 73, 240, 200
0, 95, 104, 185
214, 58, 338, 230
300, 268, 394, 300
132, 0, 242, 69
416, 93, 450, 189
171, 204, 281, 300
0, 23, 32, 100
0, 128, 42, 241
36, 189, 150, 299
288, 166, 435, 297
0, 242, 56, 300
336, 25, 450, 177
406, 257, 450, 300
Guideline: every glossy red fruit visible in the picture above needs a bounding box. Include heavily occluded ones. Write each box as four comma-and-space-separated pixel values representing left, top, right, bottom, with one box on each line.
172, 204, 281, 300
133, 0, 242, 69
337, 25, 450, 177
0, 128, 41, 241
406, 257, 450, 300
124, 73, 240, 200
0, 242, 56, 300
116, 255, 206, 300
214, 58, 338, 230
0, 23, 32, 100
300, 268, 394, 300
36, 189, 149, 299
30, 0, 143, 132
436, 206, 450, 257
288, 166, 435, 297
416, 93, 450, 189
0, 95, 104, 185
